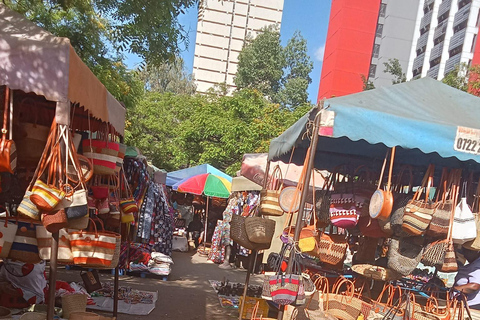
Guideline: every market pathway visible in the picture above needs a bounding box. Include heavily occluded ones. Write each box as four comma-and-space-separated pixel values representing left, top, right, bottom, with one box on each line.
57, 250, 264, 320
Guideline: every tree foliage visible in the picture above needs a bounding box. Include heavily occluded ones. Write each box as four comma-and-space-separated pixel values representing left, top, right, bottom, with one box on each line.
441, 62, 480, 96
361, 74, 375, 91
235, 26, 313, 109
383, 58, 406, 84
125, 90, 310, 175
138, 57, 196, 95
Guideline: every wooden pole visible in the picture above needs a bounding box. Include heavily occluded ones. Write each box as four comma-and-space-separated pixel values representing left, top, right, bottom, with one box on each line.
47, 231, 59, 320
277, 104, 323, 320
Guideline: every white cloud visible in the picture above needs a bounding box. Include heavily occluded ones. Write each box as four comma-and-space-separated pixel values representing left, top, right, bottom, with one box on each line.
314, 44, 326, 62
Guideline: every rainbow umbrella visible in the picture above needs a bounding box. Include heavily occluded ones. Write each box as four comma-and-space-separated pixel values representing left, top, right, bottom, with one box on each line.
173, 173, 232, 253
173, 173, 232, 198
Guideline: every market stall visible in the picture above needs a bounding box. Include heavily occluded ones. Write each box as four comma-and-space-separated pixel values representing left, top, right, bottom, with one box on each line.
0, 5, 129, 320
241, 78, 480, 319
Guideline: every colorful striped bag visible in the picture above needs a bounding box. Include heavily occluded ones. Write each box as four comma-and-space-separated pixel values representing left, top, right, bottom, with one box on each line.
83, 139, 119, 176
36, 227, 73, 264
69, 219, 120, 268
8, 221, 41, 264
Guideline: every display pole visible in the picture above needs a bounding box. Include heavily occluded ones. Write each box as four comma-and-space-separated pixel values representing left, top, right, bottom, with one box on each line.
199, 196, 209, 255
277, 103, 322, 320
47, 231, 59, 320
113, 265, 119, 317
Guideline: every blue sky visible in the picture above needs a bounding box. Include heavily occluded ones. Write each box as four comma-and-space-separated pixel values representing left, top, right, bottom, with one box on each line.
128, 1, 331, 102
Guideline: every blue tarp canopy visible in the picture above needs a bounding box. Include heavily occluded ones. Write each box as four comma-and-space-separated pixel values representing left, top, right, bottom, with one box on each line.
269, 77, 480, 171
166, 164, 232, 187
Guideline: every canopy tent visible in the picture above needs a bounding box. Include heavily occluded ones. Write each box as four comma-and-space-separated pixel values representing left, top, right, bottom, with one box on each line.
231, 176, 262, 192
240, 153, 327, 188
166, 164, 232, 186
0, 4, 125, 134
269, 77, 480, 170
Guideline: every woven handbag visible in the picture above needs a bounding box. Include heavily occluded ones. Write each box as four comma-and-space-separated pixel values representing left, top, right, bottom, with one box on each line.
0, 87, 17, 174
387, 236, 424, 276
41, 210, 68, 233
8, 221, 41, 264
259, 165, 284, 216
269, 274, 300, 305
316, 232, 348, 266
244, 217, 276, 244
403, 165, 436, 236
427, 168, 453, 238
82, 135, 119, 176
463, 178, 480, 250
452, 182, 476, 244
421, 239, 448, 267
69, 218, 120, 268
439, 241, 457, 272
36, 227, 73, 263
230, 214, 271, 250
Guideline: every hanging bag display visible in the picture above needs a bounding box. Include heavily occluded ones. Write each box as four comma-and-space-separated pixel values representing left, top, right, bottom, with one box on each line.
315, 229, 348, 265
426, 168, 454, 238
387, 236, 424, 276
36, 227, 73, 263
439, 179, 460, 273
244, 216, 276, 244
268, 245, 301, 306
0, 208, 18, 258
402, 164, 436, 236
329, 168, 359, 229
0, 87, 16, 174
463, 177, 480, 251
369, 147, 395, 220
259, 165, 284, 216
82, 124, 120, 176
119, 169, 138, 223
69, 218, 120, 268
230, 214, 271, 251
452, 181, 477, 244
8, 220, 41, 264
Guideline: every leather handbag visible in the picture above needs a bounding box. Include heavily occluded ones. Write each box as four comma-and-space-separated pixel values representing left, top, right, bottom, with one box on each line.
402, 165, 436, 236
0, 87, 16, 174
259, 165, 284, 216
369, 147, 395, 220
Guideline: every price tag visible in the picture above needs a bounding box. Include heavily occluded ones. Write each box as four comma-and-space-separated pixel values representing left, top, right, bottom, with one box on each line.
454, 126, 480, 155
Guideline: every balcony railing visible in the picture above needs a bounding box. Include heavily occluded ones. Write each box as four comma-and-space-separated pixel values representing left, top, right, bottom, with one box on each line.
413, 53, 426, 71
438, 0, 452, 17
424, 0, 435, 9
448, 28, 466, 51
421, 10, 433, 30
416, 32, 429, 51
434, 20, 448, 40
430, 41, 444, 61
453, 2, 471, 27
444, 52, 462, 74
427, 64, 440, 78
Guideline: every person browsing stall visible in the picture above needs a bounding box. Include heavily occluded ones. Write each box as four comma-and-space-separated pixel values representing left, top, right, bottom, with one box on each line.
454, 248, 480, 309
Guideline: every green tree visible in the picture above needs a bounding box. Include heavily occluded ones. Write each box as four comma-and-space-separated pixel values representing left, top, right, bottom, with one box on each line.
138, 57, 196, 95
361, 74, 375, 91
234, 25, 284, 100
235, 26, 313, 109
442, 63, 480, 96
383, 58, 407, 84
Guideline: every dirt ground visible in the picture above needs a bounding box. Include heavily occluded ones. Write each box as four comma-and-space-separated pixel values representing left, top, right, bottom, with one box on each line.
56, 250, 266, 320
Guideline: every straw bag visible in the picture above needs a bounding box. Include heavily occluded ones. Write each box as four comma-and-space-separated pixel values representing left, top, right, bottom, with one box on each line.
119, 169, 138, 223
330, 171, 360, 229
402, 165, 436, 236
421, 239, 448, 267
0, 210, 18, 258
316, 232, 347, 265
245, 217, 276, 244
8, 221, 41, 263
62, 294, 87, 319
0, 87, 17, 174
41, 210, 68, 233
69, 218, 120, 268
426, 168, 453, 238
259, 165, 284, 216
387, 236, 424, 276
82, 128, 119, 176
323, 277, 373, 320
368, 284, 410, 320
230, 214, 271, 250
36, 227, 73, 263
463, 178, 480, 251
452, 182, 477, 244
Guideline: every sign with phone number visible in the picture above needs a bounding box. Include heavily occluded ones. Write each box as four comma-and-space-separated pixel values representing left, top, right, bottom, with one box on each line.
454, 126, 480, 155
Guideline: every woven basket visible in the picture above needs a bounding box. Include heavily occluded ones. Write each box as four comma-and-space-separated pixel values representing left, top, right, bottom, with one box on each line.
351, 264, 402, 281
62, 294, 87, 318
278, 186, 301, 213
69, 312, 100, 320
67, 213, 89, 230
230, 215, 271, 251
421, 239, 448, 267
387, 237, 424, 276
19, 312, 46, 320
244, 217, 276, 244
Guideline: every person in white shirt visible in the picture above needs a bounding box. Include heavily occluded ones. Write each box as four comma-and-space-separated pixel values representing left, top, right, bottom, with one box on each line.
454, 248, 480, 309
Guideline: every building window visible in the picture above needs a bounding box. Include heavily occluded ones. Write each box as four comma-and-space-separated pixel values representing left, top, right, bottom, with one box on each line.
471, 34, 477, 52
379, 3, 387, 18
376, 24, 383, 38
373, 44, 380, 58
369, 64, 377, 78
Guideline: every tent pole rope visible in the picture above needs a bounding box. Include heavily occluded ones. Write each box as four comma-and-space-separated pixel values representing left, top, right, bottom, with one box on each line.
277, 102, 323, 320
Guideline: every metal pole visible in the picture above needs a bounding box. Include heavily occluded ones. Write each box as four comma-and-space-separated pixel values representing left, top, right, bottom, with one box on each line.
277, 104, 323, 320
113, 265, 119, 317
47, 231, 59, 320
238, 249, 256, 320
199, 196, 209, 255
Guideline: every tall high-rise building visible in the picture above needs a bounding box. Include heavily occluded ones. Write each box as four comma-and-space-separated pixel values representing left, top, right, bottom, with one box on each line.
318, 0, 480, 101
192, 0, 284, 94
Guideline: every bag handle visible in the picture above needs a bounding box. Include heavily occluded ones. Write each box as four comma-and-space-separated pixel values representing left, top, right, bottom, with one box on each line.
394, 165, 414, 194
1, 86, 9, 152
386, 147, 396, 192
376, 150, 389, 191
447, 169, 462, 241
412, 164, 435, 202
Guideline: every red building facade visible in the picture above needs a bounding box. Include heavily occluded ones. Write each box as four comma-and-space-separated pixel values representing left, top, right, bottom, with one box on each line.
318, 0, 381, 101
